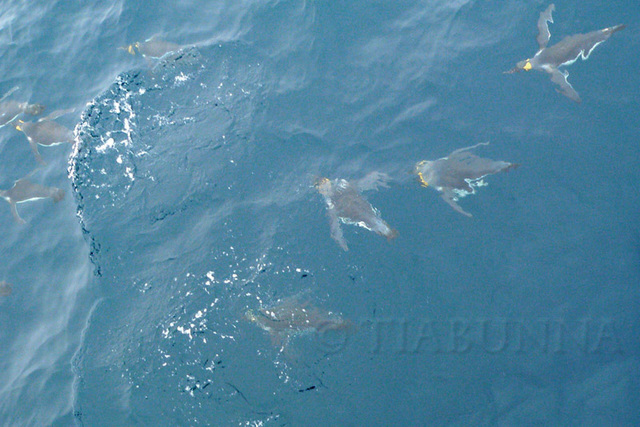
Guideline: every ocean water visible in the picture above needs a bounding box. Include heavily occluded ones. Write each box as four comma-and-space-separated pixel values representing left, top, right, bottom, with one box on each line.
1, 1, 639, 425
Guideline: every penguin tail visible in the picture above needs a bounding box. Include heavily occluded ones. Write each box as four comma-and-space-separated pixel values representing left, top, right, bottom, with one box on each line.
52, 189, 65, 203
385, 228, 399, 242
504, 163, 520, 172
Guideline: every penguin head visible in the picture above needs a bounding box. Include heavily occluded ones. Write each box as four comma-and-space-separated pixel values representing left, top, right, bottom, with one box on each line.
314, 177, 332, 195
120, 43, 140, 55
415, 160, 433, 187
244, 309, 258, 323
245, 309, 274, 332
24, 103, 44, 115
517, 59, 533, 71
14, 119, 24, 132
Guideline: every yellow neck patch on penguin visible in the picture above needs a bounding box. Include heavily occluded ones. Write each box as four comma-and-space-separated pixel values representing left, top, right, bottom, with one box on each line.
523, 61, 532, 71
415, 161, 429, 187
417, 172, 429, 187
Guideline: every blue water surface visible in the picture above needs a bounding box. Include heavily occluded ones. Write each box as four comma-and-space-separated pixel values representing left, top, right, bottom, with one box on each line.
1, 1, 639, 425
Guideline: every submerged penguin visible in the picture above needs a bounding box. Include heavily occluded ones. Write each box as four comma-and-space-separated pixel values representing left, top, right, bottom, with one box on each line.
0, 177, 65, 224
0, 86, 44, 127
245, 292, 352, 350
505, 4, 625, 102
315, 172, 397, 251
121, 36, 183, 59
14, 109, 74, 164
415, 142, 518, 217
0, 281, 11, 297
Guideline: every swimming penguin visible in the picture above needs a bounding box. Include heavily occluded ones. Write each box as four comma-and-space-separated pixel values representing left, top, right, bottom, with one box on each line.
14, 109, 74, 165
415, 142, 518, 217
315, 172, 397, 251
0, 281, 12, 297
121, 36, 183, 59
245, 292, 352, 350
0, 86, 44, 127
0, 177, 65, 224
505, 4, 625, 102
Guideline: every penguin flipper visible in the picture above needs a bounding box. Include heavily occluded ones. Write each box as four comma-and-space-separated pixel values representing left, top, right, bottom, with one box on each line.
356, 171, 390, 192
0, 86, 19, 102
28, 140, 47, 165
40, 108, 74, 122
449, 141, 490, 157
536, 4, 555, 50
441, 190, 472, 218
327, 208, 348, 251
145, 32, 166, 42
549, 68, 581, 102
9, 202, 25, 224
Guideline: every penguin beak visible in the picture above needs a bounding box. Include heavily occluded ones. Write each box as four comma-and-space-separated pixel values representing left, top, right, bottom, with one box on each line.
506, 60, 532, 73
119, 44, 137, 55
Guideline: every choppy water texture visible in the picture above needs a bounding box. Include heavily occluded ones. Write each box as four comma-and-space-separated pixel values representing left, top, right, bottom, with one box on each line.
1, 1, 640, 425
